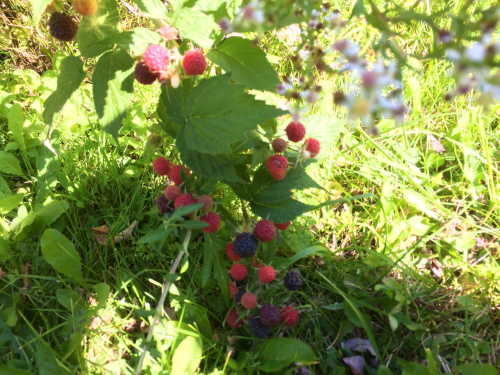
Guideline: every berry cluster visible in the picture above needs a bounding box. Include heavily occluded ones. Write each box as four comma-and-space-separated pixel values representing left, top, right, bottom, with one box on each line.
267, 120, 320, 180
152, 157, 220, 233
225, 220, 302, 338
135, 39, 207, 87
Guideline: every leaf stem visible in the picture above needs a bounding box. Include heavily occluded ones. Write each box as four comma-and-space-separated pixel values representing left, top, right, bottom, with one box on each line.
134, 229, 192, 375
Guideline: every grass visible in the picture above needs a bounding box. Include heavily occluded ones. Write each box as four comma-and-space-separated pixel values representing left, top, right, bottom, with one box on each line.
1, 0, 500, 374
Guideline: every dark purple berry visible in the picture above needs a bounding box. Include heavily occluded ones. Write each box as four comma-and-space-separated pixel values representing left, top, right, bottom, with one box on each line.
249, 316, 270, 338
233, 232, 258, 258
48, 12, 78, 42
284, 270, 302, 291
259, 303, 280, 327
135, 61, 157, 85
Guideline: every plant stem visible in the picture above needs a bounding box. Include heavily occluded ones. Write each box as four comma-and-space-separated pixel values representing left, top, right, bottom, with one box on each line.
134, 229, 192, 375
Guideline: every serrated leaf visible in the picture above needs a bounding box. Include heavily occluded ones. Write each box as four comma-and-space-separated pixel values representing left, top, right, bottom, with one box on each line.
0, 194, 24, 215
207, 37, 280, 91
8, 104, 26, 151
43, 57, 86, 128
0, 176, 12, 200
93, 49, 134, 142
30, 0, 51, 26
257, 338, 316, 372
108, 27, 163, 55
41, 229, 83, 283
76, 0, 120, 58
0, 237, 13, 263
176, 126, 243, 182
184, 74, 286, 155
135, 0, 168, 19
246, 164, 321, 205
174, 8, 218, 49
250, 198, 315, 222
159, 82, 193, 126
0, 152, 23, 176
172, 336, 202, 375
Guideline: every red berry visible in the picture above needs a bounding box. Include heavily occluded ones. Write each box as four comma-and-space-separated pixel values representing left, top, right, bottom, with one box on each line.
48, 12, 78, 42
266, 155, 288, 180
197, 195, 213, 211
273, 221, 291, 231
74, 0, 98, 16
254, 220, 275, 242
227, 308, 243, 328
135, 61, 157, 85
226, 242, 241, 261
182, 50, 207, 76
304, 138, 320, 157
153, 156, 172, 176
272, 138, 287, 153
230, 263, 248, 281
252, 258, 263, 268
241, 292, 257, 309
229, 282, 238, 298
164, 185, 181, 201
285, 121, 306, 143
200, 212, 220, 233
258, 266, 276, 283
143, 44, 169, 72
280, 306, 299, 326
174, 193, 196, 210
169, 165, 191, 185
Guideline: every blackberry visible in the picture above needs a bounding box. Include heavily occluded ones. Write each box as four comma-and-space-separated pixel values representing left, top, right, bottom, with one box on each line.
284, 270, 302, 291
233, 232, 258, 258
234, 290, 246, 308
156, 195, 174, 217
259, 304, 280, 327
249, 316, 270, 339
48, 12, 78, 42
230, 276, 248, 288
135, 61, 157, 85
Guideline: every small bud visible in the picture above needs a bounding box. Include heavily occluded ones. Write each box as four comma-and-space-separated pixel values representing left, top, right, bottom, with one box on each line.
333, 91, 346, 105
171, 74, 180, 88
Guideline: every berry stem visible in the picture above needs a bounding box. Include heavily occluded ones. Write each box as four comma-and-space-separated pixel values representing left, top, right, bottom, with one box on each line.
240, 199, 250, 227
134, 229, 192, 375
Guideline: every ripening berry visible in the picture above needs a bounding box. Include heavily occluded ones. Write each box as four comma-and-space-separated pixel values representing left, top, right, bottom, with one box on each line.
229, 282, 238, 298
227, 308, 244, 328
241, 292, 257, 309
280, 306, 299, 326
285, 121, 306, 143
272, 138, 287, 153
48, 12, 78, 41
267, 155, 288, 180
254, 220, 276, 242
258, 266, 276, 283
182, 50, 207, 75
143, 44, 169, 72
304, 138, 320, 157
273, 221, 291, 231
169, 165, 191, 185
230, 263, 248, 281
164, 185, 181, 202
197, 195, 213, 211
135, 61, 157, 85
174, 193, 196, 210
200, 212, 220, 233
226, 242, 241, 261
73, 0, 98, 16
153, 156, 172, 176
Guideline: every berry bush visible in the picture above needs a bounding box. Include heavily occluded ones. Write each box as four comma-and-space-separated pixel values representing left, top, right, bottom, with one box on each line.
1, 0, 500, 374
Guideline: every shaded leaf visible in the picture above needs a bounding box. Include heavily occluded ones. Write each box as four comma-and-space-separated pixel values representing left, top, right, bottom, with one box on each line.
41, 229, 83, 283
396, 357, 430, 375
250, 198, 315, 223
456, 363, 498, 375
207, 37, 280, 91
0, 365, 32, 375
43, 57, 86, 128
93, 49, 135, 142
38, 344, 72, 375
0, 237, 13, 263
56, 289, 85, 312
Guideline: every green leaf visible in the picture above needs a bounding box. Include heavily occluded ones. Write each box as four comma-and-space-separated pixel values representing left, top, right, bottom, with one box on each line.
93, 49, 134, 142
279, 245, 329, 269
56, 289, 85, 312
16, 200, 69, 239
250, 198, 315, 223
30, 0, 51, 26
257, 338, 316, 372
205, 233, 230, 306
41, 229, 83, 283
108, 27, 163, 55
246, 163, 321, 205
184, 74, 286, 155
159, 82, 193, 126
456, 363, 498, 375
93, 283, 110, 311
172, 336, 203, 375
38, 344, 72, 375
174, 8, 218, 49
207, 37, 280, 91
8, 104, 26, 152
392, 312, 428, 331
76, 0, 120, 58
43, 57, 86, 128
301, 115, 344, 160
135, 0, 168, 19
137, 225, 172, 244
176, 126, 243, 183
0, 151, 23, 176
0, 365, 33, 375
0, 175, 12, 200
0, 237, 13, 263
202, 234, 214, 287
376, 366, 393, 375
0, 194, 24, 215
396, 358, 430, 375
181, 220, 209, 230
